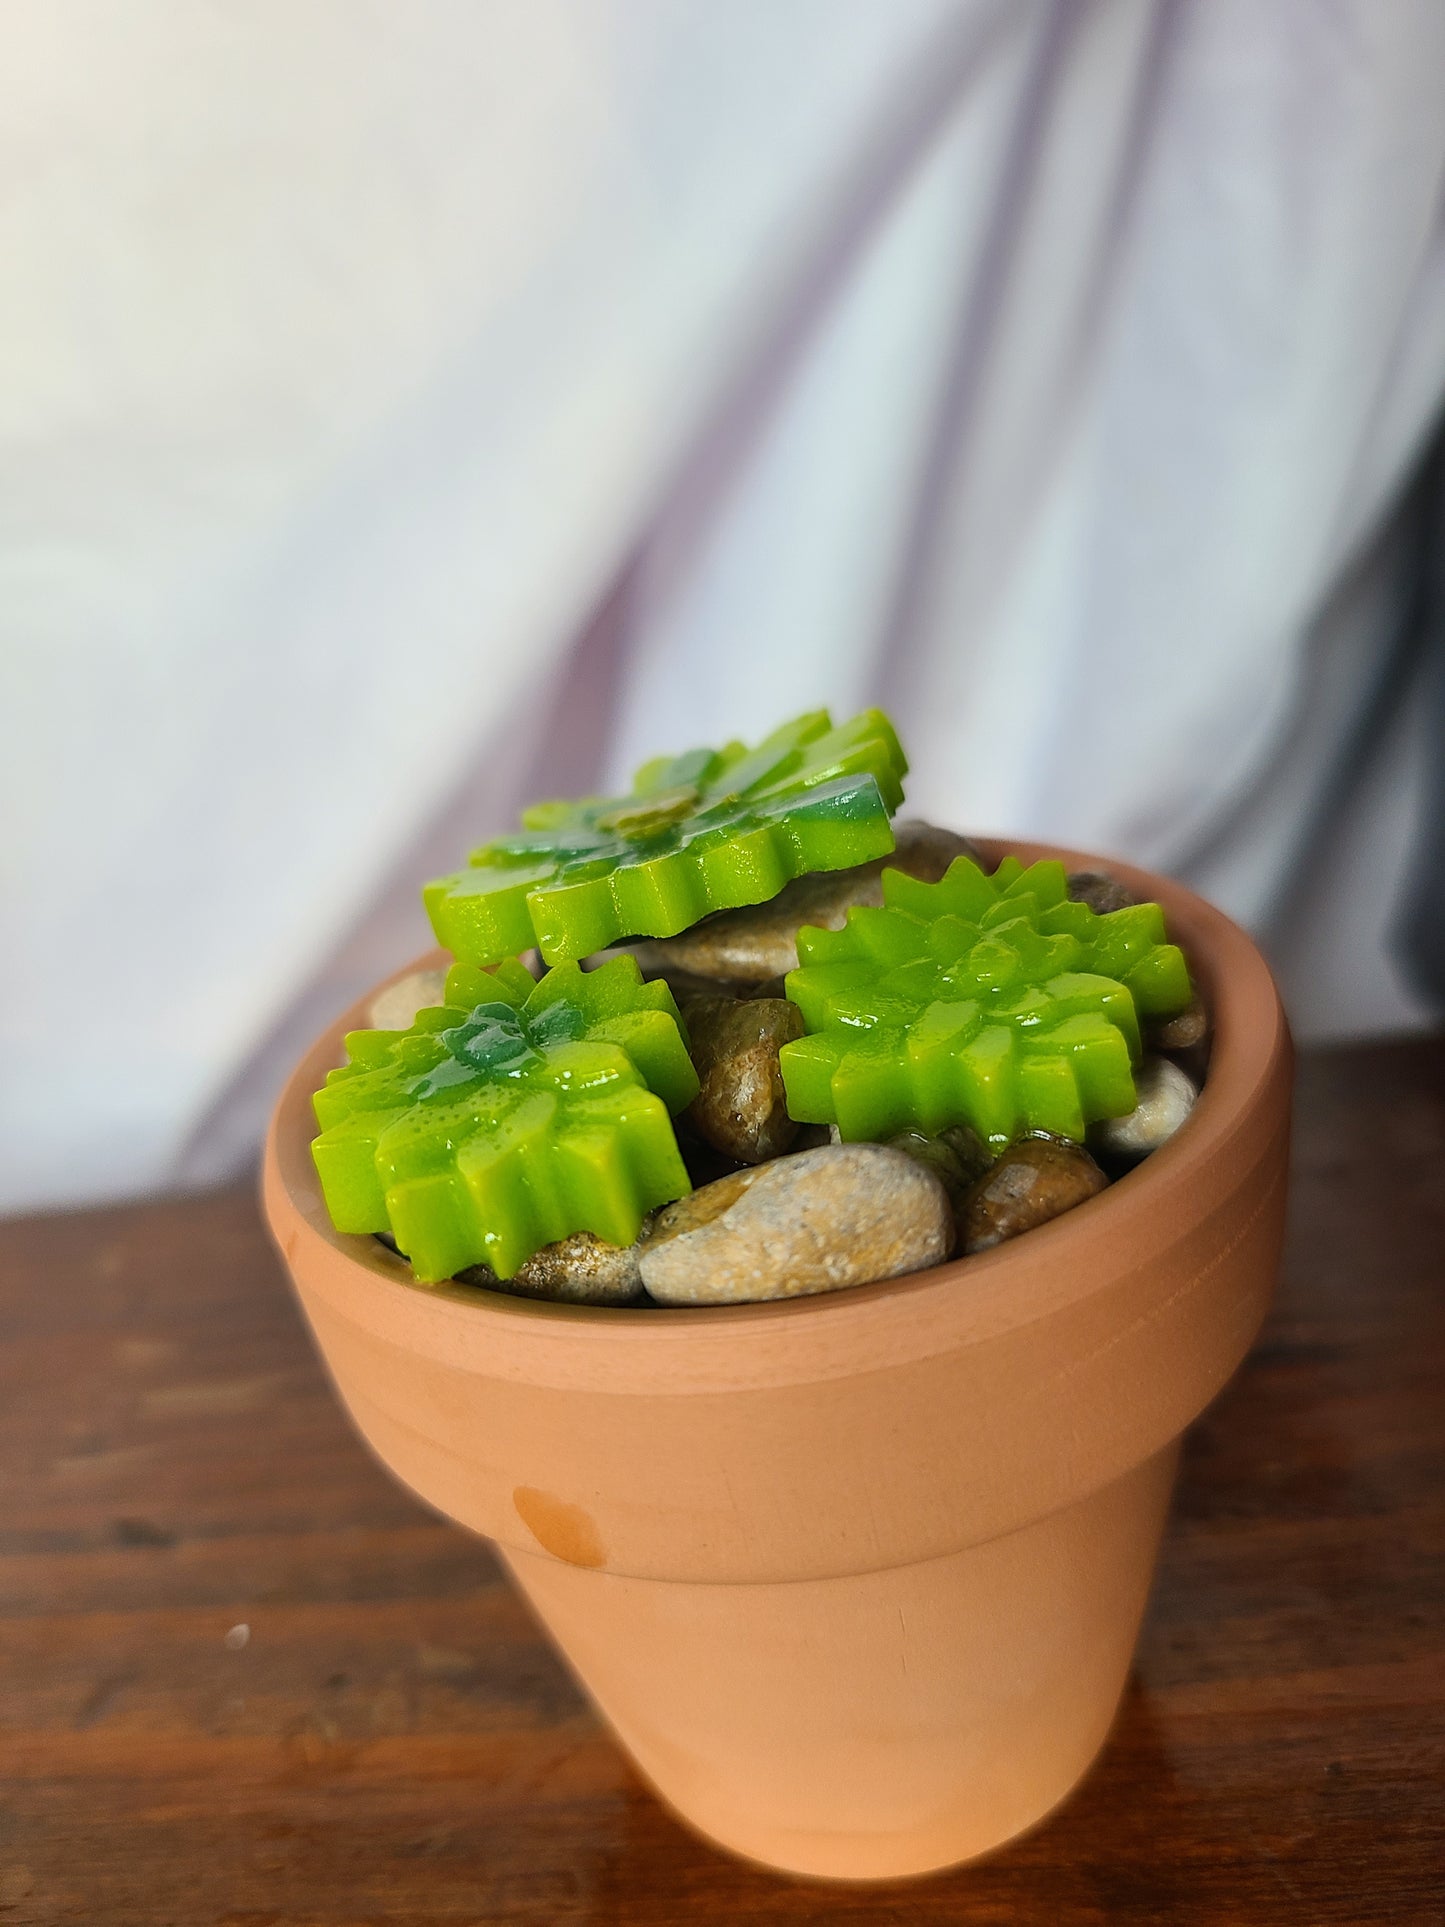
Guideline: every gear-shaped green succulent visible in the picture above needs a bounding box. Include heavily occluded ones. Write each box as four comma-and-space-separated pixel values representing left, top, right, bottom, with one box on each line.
779, 856, 1193, 1148
424, 708, 907, 967
311, 956, 698, 1282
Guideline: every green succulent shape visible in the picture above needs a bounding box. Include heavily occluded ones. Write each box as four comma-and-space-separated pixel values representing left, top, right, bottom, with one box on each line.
779, 856, 1193, 1149
425, 707, 907, 967
310, 956, 698, 1283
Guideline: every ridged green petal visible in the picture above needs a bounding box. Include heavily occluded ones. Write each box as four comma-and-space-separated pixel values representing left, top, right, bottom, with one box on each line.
310, 953, 695, 1281
425, 708, 909, 966
779, 856, 1194, 1149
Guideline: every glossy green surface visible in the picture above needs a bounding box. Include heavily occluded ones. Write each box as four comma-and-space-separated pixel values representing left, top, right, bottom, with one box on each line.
424, 708, 907, 966
780, 856, 1194, 1148
310, 957, 698, 1282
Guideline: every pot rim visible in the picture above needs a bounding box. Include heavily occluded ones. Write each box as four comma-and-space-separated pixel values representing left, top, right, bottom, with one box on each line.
262, 838, 1290, 1395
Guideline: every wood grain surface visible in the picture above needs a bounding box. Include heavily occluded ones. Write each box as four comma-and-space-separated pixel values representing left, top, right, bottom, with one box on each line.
2, 1039, 1442, 1926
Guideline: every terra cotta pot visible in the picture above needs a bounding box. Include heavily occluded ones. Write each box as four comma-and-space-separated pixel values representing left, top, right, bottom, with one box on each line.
261, 839, 1292, 1881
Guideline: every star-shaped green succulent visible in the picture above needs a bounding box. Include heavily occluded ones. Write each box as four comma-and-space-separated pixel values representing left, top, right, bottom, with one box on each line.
311, 956, 698, 1282
424, 708, 907, 967
779, 856, 1193, 1148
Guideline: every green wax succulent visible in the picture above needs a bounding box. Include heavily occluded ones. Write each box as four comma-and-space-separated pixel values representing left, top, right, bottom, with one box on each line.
425, 707, 907, 967
779, 856, 1193, 1149
310, 956, 698, 1283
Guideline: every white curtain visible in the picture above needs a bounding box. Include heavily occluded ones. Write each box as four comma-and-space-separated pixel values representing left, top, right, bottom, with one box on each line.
3, 0, 1443, 1210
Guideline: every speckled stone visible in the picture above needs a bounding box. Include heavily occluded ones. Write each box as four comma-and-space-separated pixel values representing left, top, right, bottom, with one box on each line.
628, 820, 984, 984
638, 1143, 954, 1305
1092, 1056, 1198, 1163
366, 967, 449, 1032
455, 1228, 650, 1305
959, 1136, 1108, 1254
1066, 870, 1138, 917
681, 994, 805, 1165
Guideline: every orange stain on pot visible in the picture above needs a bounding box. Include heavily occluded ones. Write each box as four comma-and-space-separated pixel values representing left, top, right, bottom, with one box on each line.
513, 1487, 606, 1567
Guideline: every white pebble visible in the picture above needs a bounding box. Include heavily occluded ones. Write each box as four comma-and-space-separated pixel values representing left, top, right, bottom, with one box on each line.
224, 1623, 250, 1650
1095, 1056, 1198, 1159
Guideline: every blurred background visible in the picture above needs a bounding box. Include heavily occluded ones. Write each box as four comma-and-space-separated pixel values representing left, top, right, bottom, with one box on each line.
3, 0, 1443, 1215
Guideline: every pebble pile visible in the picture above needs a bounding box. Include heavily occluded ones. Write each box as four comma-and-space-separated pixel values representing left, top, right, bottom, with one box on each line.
365, 827, 1207, 1308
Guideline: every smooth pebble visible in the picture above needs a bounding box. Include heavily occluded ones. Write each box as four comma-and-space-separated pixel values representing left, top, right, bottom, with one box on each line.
682, 994, 804, 1165
959, 1136, 1108, 1254
638, 1144, 954, 1305
1093, 1056, 1198, 1161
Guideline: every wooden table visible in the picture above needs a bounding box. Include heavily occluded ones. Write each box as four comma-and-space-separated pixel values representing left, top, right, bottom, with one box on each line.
3, 1039, 1442, 1926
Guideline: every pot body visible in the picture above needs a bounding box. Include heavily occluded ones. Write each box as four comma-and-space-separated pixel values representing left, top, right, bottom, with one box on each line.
501, 1442, 1180, 1879
262, 843, 1292, 1880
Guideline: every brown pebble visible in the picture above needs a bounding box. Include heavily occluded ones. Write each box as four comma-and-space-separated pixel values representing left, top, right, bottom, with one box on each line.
682, 995, 805, 1165
1146, 997, 1211, 1085
1147, 998, 1209, 1053
1066, 870, 1138, 917
959, 1136, 1108, 1254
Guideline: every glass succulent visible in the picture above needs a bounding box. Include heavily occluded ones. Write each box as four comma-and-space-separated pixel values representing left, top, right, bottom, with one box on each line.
779, 856, 1193, 1148
424, 707, 907, 968
310, 956, 698, 1283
